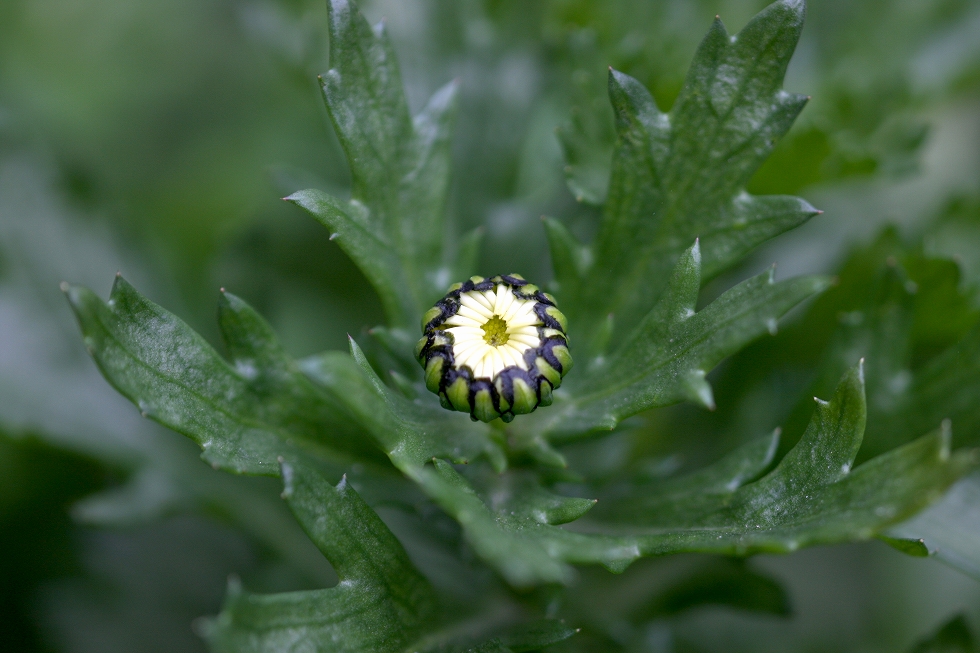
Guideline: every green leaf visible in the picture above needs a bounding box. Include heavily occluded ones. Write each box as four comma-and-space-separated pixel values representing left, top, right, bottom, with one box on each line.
768, 232, 980, 578
366, 325, 422, 379
63, 276, 499, 479
593, 365, 973, 546
557, 105, 612, 206
876, 535, 930, 558
871, 324, 980, 453
204, 459, 577, 653
287, 188, 413, 330
907, 615, 975, 653
63, 276, 380, 475
777, 231, 980, 460
563, 0, 819, 351
532, 242, 830, 439
414, 364, 973, 586
289, 0, 461, 328
303, 337, 503, 472
543, 216, 592, 317
204, 458, 437, 653
491, 620, 579, 653
408, 459, 617, 586
598, 429, 780, 525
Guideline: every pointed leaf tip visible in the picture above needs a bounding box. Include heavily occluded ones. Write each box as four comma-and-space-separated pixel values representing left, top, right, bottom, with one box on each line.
681, 369, 716, 410
279, 460, 295, 498
878, 535, 930, 558
708, 15, 728, 37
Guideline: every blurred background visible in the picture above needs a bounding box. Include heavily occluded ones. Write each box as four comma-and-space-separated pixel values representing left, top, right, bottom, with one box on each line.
2, 0, 980, 651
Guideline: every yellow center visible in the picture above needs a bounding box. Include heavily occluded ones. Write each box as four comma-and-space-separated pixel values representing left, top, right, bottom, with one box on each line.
481, 315, 510, 347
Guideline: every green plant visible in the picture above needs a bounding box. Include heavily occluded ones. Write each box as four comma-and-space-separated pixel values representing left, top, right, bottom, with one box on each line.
61, 0, 979, 650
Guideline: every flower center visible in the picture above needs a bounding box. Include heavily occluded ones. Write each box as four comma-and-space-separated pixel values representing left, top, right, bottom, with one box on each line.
481, 315, 510, 347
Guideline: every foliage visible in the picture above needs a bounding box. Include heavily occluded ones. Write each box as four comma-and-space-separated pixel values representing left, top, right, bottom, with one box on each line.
908, 615, 976, 653
4, 0, 980, 650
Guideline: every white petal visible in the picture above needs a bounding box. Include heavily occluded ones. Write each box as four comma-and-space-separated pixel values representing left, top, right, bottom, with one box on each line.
472, 290, 495, 312
460, 293, 494, 319
509, 333, 540, 348
510, 323, 539, 335
500, 297, 525, 322
482, 349, 496, 377
472, 354, 487, 378
455, 338, 484, 356
452, 340, 480, 357
451, 305, 488, 324
487, 348, 503, 376
447, 338, 481, 354
512, 346, 532, 369
509, 324, 539, 338
500, 344, 523, 369
447, 325, 484, 338
506, 314, 540, 329
493, 286, 512, 315
507, 300, 537, 322
474, 290, 493, 313
453, 342, 480, 361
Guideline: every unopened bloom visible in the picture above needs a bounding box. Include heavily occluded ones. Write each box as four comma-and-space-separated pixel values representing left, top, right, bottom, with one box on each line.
415, 274, 572, 423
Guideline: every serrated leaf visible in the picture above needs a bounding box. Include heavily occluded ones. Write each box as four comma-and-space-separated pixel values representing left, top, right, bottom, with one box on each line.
409, 364, 973, 586
564, 0, 819, 351
532, 242, 830, 440
204, 458, 437, 653
772, 232, 980, 577
408, 459, 619, 586
779, 232, 979, 458
287, 188, 413, 329
290, 0, 461, 328
592, 365, 973, 548
303, 337, 502, 472
63, 276, 379, 475
205, 459, 576, 653
63, 277, 498, 478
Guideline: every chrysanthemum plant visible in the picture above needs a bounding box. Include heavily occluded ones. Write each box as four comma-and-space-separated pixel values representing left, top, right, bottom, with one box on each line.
64, 0, 975, 650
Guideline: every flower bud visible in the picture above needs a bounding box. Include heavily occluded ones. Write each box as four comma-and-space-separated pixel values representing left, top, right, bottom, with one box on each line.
416, 275, 572, 423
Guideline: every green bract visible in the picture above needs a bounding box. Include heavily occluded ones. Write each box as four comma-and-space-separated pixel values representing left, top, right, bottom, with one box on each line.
416, 274, 572, 423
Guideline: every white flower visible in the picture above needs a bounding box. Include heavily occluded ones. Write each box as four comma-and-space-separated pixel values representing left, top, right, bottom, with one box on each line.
442, 284, 540, 379
416, 275, 572, 423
